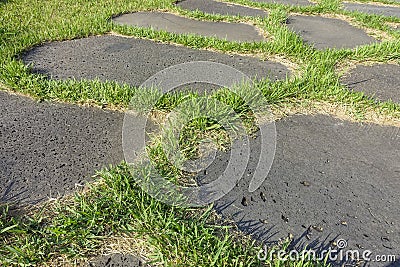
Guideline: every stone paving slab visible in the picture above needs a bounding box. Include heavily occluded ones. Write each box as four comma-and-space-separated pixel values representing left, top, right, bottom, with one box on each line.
112, 12, 264, 42
176, 0, 268, 17
88, 254, 148, 267
199, 114, 400, 265
250, 0, 314, 6
286, 15, 377, 49
344, 2, 400, 18
0, 90, 125, 206
341, 64, 400, 104
22, 35, 290, 86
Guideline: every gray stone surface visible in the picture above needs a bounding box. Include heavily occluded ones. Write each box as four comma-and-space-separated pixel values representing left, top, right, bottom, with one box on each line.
112, 12, 264, 42
344, 2, 400, 18
176, 0, 268, 17
0, 91, 125, 206
88, 254, 148, 267
250, 0, 313, 6
286, 15, 378, 49
22, 35, 290, 86
200, 114, 400, 266
341, 64, 400, 104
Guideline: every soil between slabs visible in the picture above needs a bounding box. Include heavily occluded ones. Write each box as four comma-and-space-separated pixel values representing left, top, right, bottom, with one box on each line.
341, 63, 400, 104
22, 35, 290, 86
286, 15, 377, 49
176, 0, 268, 17
0, 90, 125, 206
199, 114, 399, 266
343, 2, 400, 18
112, 12, 265, 42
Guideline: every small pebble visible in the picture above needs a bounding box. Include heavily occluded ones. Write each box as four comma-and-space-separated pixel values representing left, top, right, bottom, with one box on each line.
281, 214, 289, 223
259, 219, 268, 224
312, 225, 323, 232
260, 192, 266, 202
241, 197, 248, 206
341, 221, 348, 226
300, 181, 311, 187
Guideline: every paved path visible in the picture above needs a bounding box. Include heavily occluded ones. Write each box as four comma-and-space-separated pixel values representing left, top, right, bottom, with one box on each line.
177, 1, 379, 50
88, 254, 147, 267
113, 12, 264, 42
203, 114, 400, 266
176, 0, 269, 17
250, 0, 314, 6
0, 91, 124, 206
286, 15, 377, 49
344, 2, 400, 18
22, 35, 290, 85
341, 64, 400, 104
5, 0, 400, 266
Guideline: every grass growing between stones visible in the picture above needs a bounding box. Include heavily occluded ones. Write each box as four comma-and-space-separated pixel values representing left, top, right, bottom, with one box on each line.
0, 162, 330, 266
0, 165, 258, 266
0, 0, 399, 265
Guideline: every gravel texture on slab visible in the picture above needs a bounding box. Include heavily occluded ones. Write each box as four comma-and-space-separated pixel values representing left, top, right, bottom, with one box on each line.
0, 91, 125, 206
343, 2, 400, 18
22, 35, 290, 86
112, 12, 265, 42
341, 63, 400, 104
249, 0, 314, 6
286, 15, 377, 49
176, 0, 268, 17
88, 254, 148, 267
199, 114, 400, 266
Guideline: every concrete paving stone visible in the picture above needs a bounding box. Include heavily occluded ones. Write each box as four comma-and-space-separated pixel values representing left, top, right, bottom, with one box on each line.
176, 0, 268, 17
286, 15, 378, 49
249, 0, 314, 6
0, 90, 125, 206
88, 254, 148, 267
112, 12, 264, 42
344, 2, 400, 18
22, 35, 290, 86
341, 64, 400, 104
199, 114, 400, 266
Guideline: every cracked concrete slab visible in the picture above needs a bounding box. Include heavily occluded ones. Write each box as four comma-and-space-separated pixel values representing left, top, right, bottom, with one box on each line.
176, 0, 268, 17
344, 2, 400, 18
22, 35, 290, 86
0, 90, 125, 206
250, 0, 314, 6
112, 12, 265, 42
199, 114, 400, 266
286, 15, 377, 49
341, 64, 400, 104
